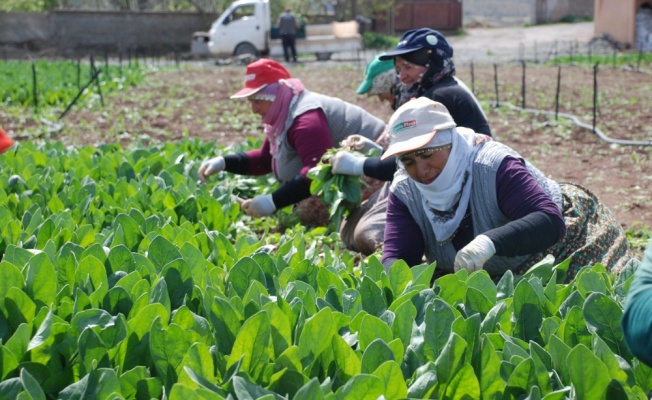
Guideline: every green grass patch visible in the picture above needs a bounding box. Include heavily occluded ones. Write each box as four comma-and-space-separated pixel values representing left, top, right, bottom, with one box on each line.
0, 59, 149, 108
363, 32, 399, 50
549, 51, 652, 68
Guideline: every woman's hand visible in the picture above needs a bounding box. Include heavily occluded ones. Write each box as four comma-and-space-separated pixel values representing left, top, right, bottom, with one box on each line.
241, 195, 276, 217
454, 234, 496, 273
341, 134, 382, 153
198, 156, 225, 182
331, 151, 366, 176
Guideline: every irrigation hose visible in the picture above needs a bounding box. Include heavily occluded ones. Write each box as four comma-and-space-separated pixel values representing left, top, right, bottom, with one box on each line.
495, 101, 652, 147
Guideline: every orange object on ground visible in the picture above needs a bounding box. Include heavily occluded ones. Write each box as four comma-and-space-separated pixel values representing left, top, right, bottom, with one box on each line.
0, 128, 14, 153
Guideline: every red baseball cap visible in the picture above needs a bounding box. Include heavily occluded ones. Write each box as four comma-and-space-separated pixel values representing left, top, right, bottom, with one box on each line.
0, 127, 14, 153
230, 58, 291, 99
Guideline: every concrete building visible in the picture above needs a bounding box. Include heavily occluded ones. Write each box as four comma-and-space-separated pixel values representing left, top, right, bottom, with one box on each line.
594, 0, 652, 50
463, 0, 594, 27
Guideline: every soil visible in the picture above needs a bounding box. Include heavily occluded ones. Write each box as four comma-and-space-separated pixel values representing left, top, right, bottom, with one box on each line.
2, 22, 651, 245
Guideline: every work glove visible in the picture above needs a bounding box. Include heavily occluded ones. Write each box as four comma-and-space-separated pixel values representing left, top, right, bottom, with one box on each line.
198, 156, 225, 182
331, 151, 366, 176
242, 194, 276, 217
341, 134, 383, 153
453, 234, 496, 273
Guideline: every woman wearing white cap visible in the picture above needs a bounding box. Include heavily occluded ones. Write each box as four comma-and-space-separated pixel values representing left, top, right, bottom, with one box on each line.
197, 58, 385, 226
382, 97, 632, 281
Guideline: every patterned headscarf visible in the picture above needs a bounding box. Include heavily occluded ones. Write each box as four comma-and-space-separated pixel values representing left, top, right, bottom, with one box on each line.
252, 78, 305, 156
367, 69, 397, 96
396, 48, 456, 108
399, 128, 491, 242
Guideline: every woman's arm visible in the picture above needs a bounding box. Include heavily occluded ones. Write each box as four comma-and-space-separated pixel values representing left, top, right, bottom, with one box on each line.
363, 156, 398, 181
482, 156, 566, 257
289, 109, 333, 177
223, 139, 273, 175
382, 192, 426, 268
622, 242, 652, 367
271, 109, 332, 209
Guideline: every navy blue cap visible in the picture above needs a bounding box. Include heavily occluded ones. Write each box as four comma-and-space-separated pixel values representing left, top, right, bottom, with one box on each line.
379, 28, 453, 61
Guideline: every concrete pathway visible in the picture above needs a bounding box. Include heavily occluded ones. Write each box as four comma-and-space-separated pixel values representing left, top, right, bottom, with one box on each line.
447, 22, 595, 65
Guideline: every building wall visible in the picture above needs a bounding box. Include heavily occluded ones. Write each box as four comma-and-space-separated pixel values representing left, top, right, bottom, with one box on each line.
0, 11, 218, 56
594, 0, 635, 46
463, 0, 593, 27
0, 12, 51, 45
374, 0, 462, 34
544, 0, 594, 22
463, 0, 536, 27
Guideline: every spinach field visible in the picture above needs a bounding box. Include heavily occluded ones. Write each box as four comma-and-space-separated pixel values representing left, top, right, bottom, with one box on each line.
0, 139, 649, 399
0, 60, 146, 108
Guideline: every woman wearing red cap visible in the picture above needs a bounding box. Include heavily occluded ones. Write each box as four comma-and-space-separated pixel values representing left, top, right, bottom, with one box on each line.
198, 58, 385, 226
380, 97, 631, 281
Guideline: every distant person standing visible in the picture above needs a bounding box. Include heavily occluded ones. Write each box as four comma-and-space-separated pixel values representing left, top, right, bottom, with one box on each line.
278, 7, 299, 62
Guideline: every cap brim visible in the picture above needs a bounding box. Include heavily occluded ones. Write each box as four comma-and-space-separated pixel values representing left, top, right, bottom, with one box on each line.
380, 129, 438, 160
356, 78, 372, 94
378, 47, 422, 61
230, 83, 268, 99
0, 134, 13, 153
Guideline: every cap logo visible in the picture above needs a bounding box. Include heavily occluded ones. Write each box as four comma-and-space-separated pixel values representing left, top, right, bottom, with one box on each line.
245, 73, 256, 82
392, 120, 417, 134
426, 35, 438, 46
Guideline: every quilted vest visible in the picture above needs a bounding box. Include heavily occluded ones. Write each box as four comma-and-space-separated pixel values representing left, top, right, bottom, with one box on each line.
273, 90, 385, 182
390, 134, 562, 275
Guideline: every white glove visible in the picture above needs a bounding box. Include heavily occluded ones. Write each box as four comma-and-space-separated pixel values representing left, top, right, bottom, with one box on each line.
341, 134, 383, 153
331, 151, 366, 176
198, 156, 225, 182
454, 234, 496, 273
242, 194, 276, 217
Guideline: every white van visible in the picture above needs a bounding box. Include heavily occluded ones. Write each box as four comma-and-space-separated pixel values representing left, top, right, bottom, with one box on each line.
207, 0, 363, 61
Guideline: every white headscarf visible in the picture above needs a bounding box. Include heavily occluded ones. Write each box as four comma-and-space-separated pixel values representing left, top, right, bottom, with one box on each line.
400, 127, 485, 242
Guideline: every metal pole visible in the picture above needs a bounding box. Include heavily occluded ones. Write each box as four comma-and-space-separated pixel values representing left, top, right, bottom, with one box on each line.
90, 56, 104, 107
58, 68, 102, 121
104, 50, 110, 79
493, 63, 499, 107
77, 58, 81, 90
31, 61, 38, 111
521, 60, 526, 109
470, 60, 475, 94
554, 64, 561, 121
593, 63, 599, 132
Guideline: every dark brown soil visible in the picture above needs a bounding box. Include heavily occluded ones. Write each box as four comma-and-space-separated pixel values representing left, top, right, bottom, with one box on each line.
2, 61, 651, 236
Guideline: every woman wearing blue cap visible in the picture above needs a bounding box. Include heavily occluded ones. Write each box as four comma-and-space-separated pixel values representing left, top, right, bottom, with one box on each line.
380, 28, 490, 135
334, 29, 491, 255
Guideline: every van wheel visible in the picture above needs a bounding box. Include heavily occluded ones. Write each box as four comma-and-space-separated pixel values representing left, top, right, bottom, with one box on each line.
235, 43, 258, 58
315, 52, 332, 61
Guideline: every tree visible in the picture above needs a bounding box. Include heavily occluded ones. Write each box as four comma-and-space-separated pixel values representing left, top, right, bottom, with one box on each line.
0, 0, 62, 11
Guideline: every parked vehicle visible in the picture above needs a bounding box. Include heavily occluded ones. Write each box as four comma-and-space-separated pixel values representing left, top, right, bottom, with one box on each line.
205, 0, 363, 61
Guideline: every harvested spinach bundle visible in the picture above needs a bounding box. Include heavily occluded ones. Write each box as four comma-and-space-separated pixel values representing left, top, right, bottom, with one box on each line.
307, 148, 363, 230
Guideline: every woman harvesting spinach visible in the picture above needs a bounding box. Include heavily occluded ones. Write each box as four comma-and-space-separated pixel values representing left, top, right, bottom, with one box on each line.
380, 97, 631, 280
197, 58, 385, 226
